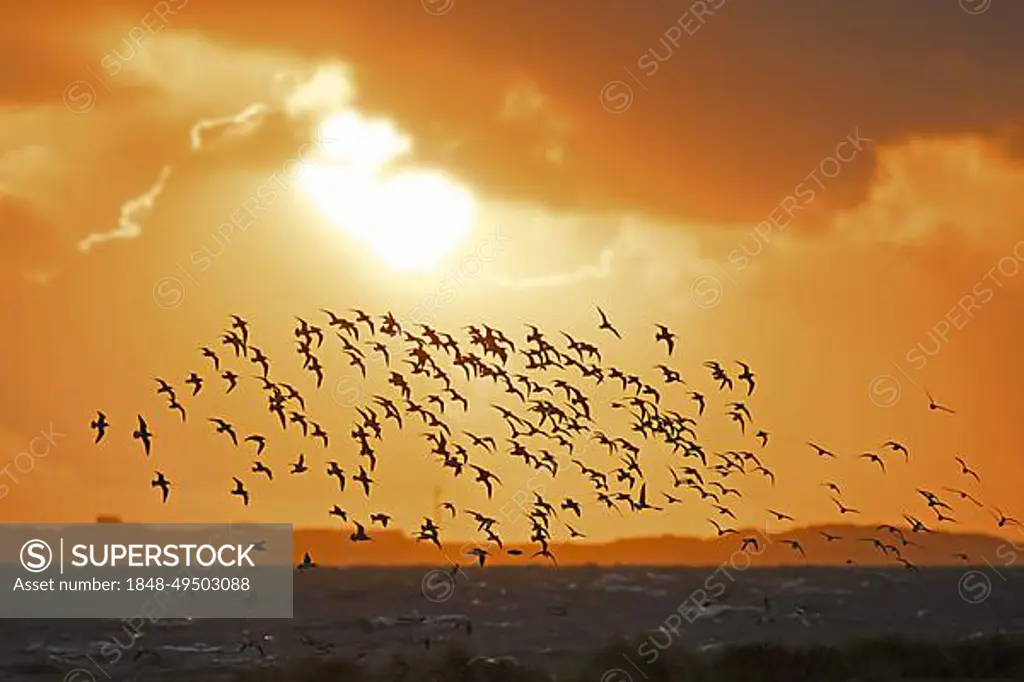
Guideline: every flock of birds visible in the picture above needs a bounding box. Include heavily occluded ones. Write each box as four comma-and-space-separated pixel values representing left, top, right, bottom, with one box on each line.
88, 306, 1021, 571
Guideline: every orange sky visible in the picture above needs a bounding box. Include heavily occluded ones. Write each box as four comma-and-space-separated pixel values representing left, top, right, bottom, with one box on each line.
2, 1, 1024, 546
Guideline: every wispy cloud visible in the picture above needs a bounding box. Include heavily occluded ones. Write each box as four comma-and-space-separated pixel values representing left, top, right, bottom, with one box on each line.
487, 213, 720, 292
74, 61, 357, 254
189, 102, 268, 152
490, 246, 615, 289
77, 164, 173, 252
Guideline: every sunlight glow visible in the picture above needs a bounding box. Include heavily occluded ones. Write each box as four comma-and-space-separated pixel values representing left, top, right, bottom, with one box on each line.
297, 111, 477, 271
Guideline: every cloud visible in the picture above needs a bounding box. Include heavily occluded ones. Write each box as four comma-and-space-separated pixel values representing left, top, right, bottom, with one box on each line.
72, 57, 358, 254
91, 31, 306, 115
281, 64, 356, 119
499, 83, 572, 168
490, 246, 616, 290
0, 145, 55, 188
77, 165, 173, 252
830, 135, 1024, 249
6, 3, 1024, 281
485, 204, 721, 292
189, 102, 268, 151
0, 24, 368, 266
486, 131, 1024, 300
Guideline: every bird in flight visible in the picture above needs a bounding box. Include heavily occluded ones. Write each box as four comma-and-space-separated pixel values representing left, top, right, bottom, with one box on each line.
229, 314, 250, 347
654, 324, 675, 355
252, 461, 273, 481
654, 364, 683, 385
954, 456, 981, 483
155, 378, 175, 398
167, 397, 187, 422
925, 388, 955, 414
561, 498, 582, 517
221, 370, 239, 394
781, 539, 806, 558
807, 442, 836, 459
290, 454, 308, 474
991, 508, 1022, 528
755, 463, 775, 486
90, 411, 109, 443
245, 434, 267, 456
471, 465, 501, 498
942, 487, 982, 507
728, 409, 747, 435
132, 416, 153, 457
596, 306, 622, 339
767, 509, 794, 522
832, 498, 859, 515
350, 308, 376, 336
200, 346, 220, 371
565, 524, 585, 539
297, 552, 317, 570
370, 342, 391, 368
859, 452, 886, 473
231, 477, 249, 506
185, 372, 203, 396
350, 521, 372, 542
249, 346, 271, 378
735, 361, 756, 396
353, 466, 375, 497
882, 441, 909, 462
467, 547, 490, 567
709, 518, 737, 536
464, 431, 496, 452
151, 472, 171, 503
688, 392, 706, 416
209, 418, 238, 447
326, 462, 346, 491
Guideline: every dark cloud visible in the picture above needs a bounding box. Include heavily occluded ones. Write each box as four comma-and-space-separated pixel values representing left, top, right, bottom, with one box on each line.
125, 0, 1024, 224
5, 0, 1024, 236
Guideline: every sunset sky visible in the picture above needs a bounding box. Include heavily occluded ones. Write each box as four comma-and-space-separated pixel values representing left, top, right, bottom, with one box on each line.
3, 1, 1024, 546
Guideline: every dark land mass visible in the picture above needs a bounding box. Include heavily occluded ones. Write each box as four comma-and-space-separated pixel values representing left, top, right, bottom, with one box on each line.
288, 523, 1019, 567
86, 517, 1024, 566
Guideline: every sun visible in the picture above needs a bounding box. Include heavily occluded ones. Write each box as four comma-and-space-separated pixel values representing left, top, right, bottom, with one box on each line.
296, 111, 478, 272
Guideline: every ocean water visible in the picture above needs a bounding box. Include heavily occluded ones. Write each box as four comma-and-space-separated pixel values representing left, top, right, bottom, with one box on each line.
4, 566, 1022, 680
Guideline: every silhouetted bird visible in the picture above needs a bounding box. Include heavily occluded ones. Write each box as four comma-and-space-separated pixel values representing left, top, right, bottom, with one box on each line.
133, 416, 153, 457
90, 411, 109, 443
596, 306, 622, 339
151, 472, 171, 503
